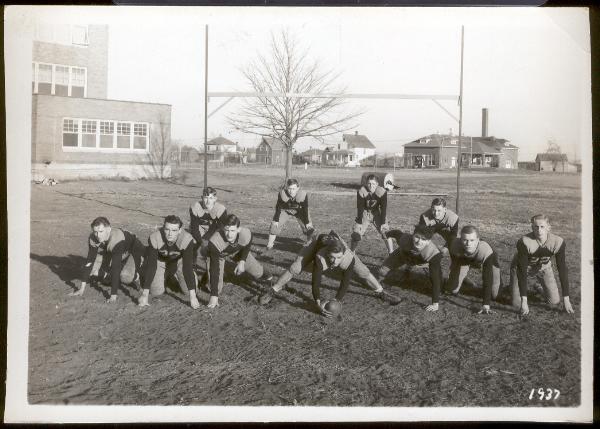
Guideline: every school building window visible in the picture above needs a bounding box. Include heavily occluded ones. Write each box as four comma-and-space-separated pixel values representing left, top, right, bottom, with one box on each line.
34, 23, 89, 47
32, 62, 87, 97
62, 118, 150, 152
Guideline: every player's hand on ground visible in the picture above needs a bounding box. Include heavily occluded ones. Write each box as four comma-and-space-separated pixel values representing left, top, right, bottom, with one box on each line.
234, 261, 246, 276
520, 298, 529, 316
105, 294, 117, 304
68, 282, 86, 296
478, 305, 495, 315
563, 296, 574, 314
425, 303, 439, 312
189, 290, 200, 309
138, 290, 150, 307
317, 300, 333, 318
207, 295, 219, 308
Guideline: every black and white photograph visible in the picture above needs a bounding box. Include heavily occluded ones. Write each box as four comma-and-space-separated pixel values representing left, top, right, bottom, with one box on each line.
4, 5, 594, 423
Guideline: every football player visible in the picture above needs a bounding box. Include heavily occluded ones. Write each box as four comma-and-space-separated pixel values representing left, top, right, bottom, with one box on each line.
261, 178, 314, 256
418, 197, 459, 250
446, 225, 502, 314
70, 217, 145, 303
510, 214, 573, 315
137, 215, 200, 309
350, 174, 394, 254
259, 230, 401, 316
206, 214, 273, 308
377, 225, 443, 311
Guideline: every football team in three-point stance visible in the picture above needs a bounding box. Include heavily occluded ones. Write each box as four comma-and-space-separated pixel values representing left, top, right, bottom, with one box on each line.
70, 174, 574, 317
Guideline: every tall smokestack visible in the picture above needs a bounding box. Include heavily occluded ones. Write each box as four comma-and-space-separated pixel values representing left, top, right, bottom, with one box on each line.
482, 108, 488, 137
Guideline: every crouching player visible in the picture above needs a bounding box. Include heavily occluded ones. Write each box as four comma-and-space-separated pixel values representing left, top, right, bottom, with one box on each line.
259, 231, 401, 315
262, 179, 314, 255
350, 174, 394, 254
510, 214, 573, 316
137, 215, 200, 309
418, 197, 459, 253
70, 217, 145, 303
377, 225, 443, 312
446, 226, 502, 314
206, 214, 272, 308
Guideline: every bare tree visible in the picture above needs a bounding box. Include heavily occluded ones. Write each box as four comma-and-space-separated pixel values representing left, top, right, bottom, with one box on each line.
228, 29, 363, 180
148, 113, 172, 179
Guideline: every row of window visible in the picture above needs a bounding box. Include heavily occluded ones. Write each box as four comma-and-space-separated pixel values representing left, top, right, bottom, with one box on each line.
35, 23, 89, 47
62, 118, 149, 152
32, 62, 87, 97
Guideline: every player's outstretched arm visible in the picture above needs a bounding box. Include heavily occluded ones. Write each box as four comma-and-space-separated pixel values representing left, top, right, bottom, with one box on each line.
182, 242, 200, 309
555, 241, 574, 314
69, 281, 87, 296
71, 242, 99, 296
138, 244, 158, 307
425, 254, 443, 311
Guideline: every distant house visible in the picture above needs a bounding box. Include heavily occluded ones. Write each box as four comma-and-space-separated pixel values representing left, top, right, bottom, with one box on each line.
206, 136, 237, 153
403, 134, 519, 169
256, 137, 286, 165
322, 148, 357, 167
535, 153, 578, 173
299, 148, 324, 164
323, 131, 376, 167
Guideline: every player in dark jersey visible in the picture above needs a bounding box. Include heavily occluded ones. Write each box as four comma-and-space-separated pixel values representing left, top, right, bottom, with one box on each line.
377, 225, 443, 311
510, 214, 573, 315
189, 187, 227, 287
137, 215, 200, 309
206, 214, 273, 308
418, 197, 459, 249
70, 217, 145, 303
446, 225, 502, 314
259, 230, 401, 312
350, 174, 394, 254
261, 179, 314, 256
189, 186, 227, 254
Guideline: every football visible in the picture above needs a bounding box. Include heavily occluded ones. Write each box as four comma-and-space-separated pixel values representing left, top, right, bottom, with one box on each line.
324, 299, 342, 316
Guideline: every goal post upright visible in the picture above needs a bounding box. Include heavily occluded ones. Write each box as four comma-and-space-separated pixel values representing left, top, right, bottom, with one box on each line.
456, 25, 465, 216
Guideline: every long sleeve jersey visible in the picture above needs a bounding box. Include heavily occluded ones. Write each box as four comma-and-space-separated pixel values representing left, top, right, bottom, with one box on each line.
449, 238, 499, 305
82, 228, 143, 296
142, 229, 196, 291
515, 232, 570, 298
395, 233, 443, 304
189, 201, 227, 245
207, 227, 253, 296
309, 232, 357, 302
273, 189, 310, 224
356, 185, 387, 223
419, 208, 460, 245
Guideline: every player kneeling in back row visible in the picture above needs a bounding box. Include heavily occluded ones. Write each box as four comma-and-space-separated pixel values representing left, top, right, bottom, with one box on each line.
206, 214, 272, 308
351, 174, 394, 254
378, 225, 443, 312
510, 214, 573, 316
446, 225, 502, 314
70, 217, 145, 303
138, 215, 200, 309
262, 179, 314, 256
259, 230, 401, 316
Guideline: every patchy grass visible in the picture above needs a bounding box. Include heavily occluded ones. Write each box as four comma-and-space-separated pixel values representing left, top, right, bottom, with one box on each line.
29, 166, 581, 406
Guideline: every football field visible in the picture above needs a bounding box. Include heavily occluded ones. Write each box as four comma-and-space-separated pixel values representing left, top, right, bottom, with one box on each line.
28, 166, 582, 406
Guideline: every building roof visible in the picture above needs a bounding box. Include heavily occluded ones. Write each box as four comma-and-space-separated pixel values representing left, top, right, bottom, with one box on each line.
261, 137, 286, 150
207, 136, 236, 146
535, 153, 568, 162
343, 133, 376, 149
325, 149, 353, 155
403, 134, 518, 152
300, 149, 325, 156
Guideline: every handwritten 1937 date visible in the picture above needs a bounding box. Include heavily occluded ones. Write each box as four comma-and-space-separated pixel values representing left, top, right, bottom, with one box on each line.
529, 388, 560, 401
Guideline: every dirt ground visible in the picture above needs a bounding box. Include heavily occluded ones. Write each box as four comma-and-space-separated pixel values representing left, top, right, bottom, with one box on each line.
28, 166, 582, 406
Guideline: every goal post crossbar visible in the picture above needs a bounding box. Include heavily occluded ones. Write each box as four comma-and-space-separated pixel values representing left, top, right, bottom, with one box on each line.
207, 91, 459, 101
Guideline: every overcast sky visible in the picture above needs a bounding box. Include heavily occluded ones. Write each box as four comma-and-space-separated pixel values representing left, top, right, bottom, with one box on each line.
25, 6, 592, 160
